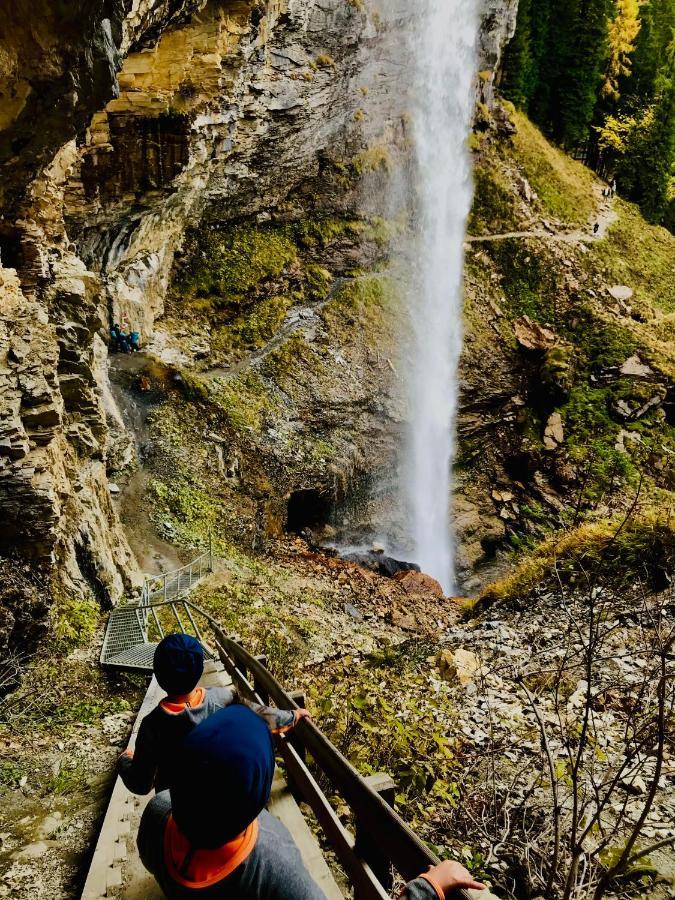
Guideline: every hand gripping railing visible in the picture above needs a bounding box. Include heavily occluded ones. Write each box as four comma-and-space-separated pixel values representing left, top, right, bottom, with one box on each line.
142, 597, 483, 900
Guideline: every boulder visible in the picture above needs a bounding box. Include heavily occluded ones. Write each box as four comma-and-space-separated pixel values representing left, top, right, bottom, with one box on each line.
514, 315, 556, 352
491, 489, 514, 503
378, 556, 421, 578
343, 551, 420, 578
619, 355, 653, 379
607, 285, 634, 302
393, 570, 445, 598
436, 648, 480, 685
543, 412, 564, 450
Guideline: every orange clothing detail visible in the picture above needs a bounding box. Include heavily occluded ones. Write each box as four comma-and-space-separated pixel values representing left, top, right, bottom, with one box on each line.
419, 873, 444, 899
160, 687, 206, 714
163, 815, 259, 889
271, 722, 295, 735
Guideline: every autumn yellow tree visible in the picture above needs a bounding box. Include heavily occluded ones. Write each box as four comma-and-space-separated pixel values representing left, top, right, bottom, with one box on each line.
602, 0, 642, 100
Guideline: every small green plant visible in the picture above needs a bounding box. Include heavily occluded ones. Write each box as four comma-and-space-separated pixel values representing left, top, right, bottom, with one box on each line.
50, 593, 100, 650
45, 760, 87, 796
0, 760, 23, 789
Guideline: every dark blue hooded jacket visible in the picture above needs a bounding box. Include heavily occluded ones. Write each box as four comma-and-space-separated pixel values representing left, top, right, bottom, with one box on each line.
118, 634, 295, 794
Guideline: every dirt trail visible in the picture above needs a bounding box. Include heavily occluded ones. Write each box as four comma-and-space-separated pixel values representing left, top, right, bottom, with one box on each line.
467, 182, 617, 246
108, 353, 185, 576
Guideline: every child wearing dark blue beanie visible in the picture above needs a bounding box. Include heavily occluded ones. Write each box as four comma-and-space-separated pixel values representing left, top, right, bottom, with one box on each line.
118, 633, 308, 795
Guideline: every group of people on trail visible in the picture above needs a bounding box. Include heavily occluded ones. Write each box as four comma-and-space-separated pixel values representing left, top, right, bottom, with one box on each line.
110, 320, 141, 353
602, 178, 617, 199
120, 633, 487, 900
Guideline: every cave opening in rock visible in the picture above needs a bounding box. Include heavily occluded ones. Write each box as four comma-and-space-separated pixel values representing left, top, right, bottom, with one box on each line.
286, 489, 332, 534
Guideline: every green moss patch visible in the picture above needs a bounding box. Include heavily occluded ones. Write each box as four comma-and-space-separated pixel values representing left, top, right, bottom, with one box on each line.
50, 592, 100, 652
480, 512, 675, 605
212, 371, 280, 433
211, 295, 294, 356
321, 274, 398, 336
259, 332, 320, 383
469, 163, 520, 236
489, 238, 559, 322
177, 225, 298, 308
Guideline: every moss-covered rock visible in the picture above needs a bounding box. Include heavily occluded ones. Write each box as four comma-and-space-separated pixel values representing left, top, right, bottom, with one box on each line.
539, 345, 574, 407
176, 225, 298, 308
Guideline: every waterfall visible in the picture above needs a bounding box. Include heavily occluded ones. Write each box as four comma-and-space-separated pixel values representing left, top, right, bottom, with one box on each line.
402, 0, 478, 593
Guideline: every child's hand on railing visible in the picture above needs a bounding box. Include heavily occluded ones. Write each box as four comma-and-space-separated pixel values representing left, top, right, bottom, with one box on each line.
423, 861, 487, 894
293, 708, 311, 725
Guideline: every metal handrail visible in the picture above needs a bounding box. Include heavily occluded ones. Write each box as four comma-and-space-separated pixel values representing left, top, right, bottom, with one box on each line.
140, 537, 213, 607
139, 597, 479, 900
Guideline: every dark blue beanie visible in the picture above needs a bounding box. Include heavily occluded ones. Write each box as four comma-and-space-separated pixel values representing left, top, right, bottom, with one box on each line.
171, 705, 275, 848
153, 633, 204, 695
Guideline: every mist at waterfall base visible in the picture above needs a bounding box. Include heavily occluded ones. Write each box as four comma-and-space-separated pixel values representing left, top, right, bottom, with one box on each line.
401, 0, 478, 594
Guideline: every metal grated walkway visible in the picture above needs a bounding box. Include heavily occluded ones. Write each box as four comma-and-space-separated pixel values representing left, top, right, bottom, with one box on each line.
100, 550, 212, 671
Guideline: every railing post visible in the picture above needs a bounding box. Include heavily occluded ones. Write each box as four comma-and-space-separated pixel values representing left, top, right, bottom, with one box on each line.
208, 532, 213, 572
253, 655, 269, 704
163, 573, 167, 603
355, 774, 396, 898
285, 689, 307, 804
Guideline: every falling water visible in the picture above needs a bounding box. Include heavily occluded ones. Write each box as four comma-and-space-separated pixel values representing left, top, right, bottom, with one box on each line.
403, 0, 478, 593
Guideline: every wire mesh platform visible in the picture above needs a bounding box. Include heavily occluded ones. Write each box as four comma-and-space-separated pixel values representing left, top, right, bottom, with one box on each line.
104, 641, 159, 672
101, 606, 148, 668
100, 551, 213, 672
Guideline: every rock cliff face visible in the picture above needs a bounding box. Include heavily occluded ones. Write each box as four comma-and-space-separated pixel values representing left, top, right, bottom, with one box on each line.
477, 0, 519, 105
0, 0, 519, 650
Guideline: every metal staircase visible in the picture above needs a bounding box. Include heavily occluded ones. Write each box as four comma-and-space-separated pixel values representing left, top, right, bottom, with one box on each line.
100, 549, 212, 672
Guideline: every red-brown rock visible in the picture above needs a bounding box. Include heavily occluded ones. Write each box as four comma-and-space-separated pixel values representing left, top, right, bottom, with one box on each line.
392, 570, 445, 598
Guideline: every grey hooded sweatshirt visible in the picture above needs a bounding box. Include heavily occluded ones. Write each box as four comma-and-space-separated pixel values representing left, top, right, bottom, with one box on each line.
138, 791, 442, 900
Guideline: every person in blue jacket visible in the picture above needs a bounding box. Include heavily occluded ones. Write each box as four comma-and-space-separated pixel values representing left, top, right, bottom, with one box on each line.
119, 634, 308, 795
137, 705, 488, 899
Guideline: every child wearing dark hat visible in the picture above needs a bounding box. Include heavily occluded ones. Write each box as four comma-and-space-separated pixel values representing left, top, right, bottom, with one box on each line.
118, 633, 308, 795
138, 706, 487, 899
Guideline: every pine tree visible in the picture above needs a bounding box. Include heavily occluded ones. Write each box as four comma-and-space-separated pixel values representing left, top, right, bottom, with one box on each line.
502, 0, 534, 107
625, 0, 675, 102
529, 0, 563, 129
557, 0, 613, 147
617, 40, 675, 222
636, 43, 675, 221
